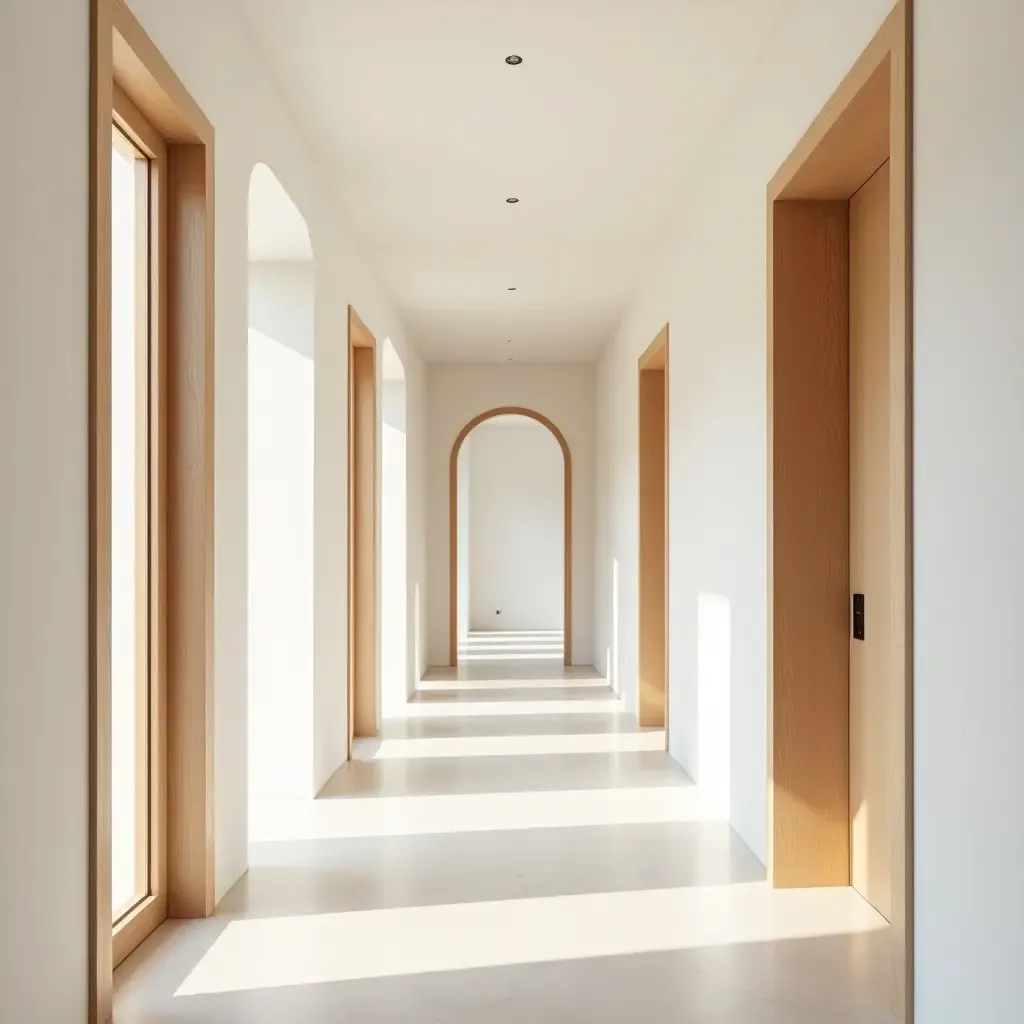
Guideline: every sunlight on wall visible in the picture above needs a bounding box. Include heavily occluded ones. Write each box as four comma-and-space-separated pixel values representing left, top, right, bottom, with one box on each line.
456, 440, 471, 641
697, 592, 731, 820
414, 583, 422, 681
176, 883, 886, 996
247, 327, 314, 799
381, 342, 408, 716
612, 557, 620, 693
247, 163, 315, 809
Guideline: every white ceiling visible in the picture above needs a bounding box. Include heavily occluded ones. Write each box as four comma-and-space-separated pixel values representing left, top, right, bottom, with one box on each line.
233, 0, 788, 361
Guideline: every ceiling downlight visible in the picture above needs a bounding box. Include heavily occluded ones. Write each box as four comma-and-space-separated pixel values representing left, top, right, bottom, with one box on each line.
505, 55, 523, 65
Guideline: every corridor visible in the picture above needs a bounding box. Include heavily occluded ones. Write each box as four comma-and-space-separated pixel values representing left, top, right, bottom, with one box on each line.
113, 650, 896, 1023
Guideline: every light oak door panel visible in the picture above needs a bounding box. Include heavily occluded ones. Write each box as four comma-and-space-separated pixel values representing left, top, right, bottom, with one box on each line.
849, 161, 892, 921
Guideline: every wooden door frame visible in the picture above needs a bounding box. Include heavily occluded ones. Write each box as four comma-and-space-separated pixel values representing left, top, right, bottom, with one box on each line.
637, 326, 669, 733
347, 307, 378, 753
448, 407, 572, 667
766, 0, 912, 1017
90, 1, 215, 1019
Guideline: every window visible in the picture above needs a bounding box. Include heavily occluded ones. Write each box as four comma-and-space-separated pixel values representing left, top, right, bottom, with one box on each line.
107, 90, 169, 967
110, 124, 152, 923
92, 5, 215, 1008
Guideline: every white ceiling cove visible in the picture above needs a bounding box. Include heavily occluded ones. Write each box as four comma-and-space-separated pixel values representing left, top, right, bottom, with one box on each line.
233, 0, 787, 361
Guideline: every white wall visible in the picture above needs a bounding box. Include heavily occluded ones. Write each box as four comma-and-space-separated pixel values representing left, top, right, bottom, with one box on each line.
248, 260, 314, 358
247, 261, 315, 801
457, 438, 471, 641
914, 2, 1024, 1018
381, 373, 409, 714
0, 2, 89, 1019
427, 363, 595, 666
593, 0, 898, 861
469, 421, 564, 632
125, 0, 427, 901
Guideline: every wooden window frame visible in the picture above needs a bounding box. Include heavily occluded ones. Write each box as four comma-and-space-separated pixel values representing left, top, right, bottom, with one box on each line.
90, 1, 215, 1020
109, 93, 166, 951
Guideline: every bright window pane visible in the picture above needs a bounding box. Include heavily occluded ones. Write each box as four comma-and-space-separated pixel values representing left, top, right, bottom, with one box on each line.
111, 132, 149, 920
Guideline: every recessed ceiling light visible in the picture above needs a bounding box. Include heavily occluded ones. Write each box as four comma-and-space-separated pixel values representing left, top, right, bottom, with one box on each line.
506, 197, 519, 204
505, 55, 523, 65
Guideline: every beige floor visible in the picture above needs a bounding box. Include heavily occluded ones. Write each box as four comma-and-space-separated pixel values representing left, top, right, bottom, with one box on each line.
114, 659, 897, 1023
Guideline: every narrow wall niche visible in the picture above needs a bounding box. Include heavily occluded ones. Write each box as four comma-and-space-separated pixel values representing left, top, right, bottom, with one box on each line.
637, 326, 669, 732
348, 307, 378, 749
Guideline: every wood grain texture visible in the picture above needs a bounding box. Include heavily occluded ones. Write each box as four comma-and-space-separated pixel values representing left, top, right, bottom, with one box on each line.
850, 161, 893, 920
767, 3, 912, 1016
448, 408, 573, 668
165, 143, 215, 920
347, 307, 378, 749
771, 199, 851, 889
112, 894, 166, 969
770, 5, 898, 202
147, 101, 170, 944
638, 327, 668, 729
110, 0, 212, 145
352, 344, 378, 738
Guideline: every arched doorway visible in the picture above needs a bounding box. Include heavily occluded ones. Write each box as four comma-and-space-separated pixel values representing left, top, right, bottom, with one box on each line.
448, 407, 572, 667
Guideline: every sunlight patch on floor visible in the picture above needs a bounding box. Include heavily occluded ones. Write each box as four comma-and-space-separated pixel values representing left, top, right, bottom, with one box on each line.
417, 677, 601, 692
395, 698, 625, 718
249, 784, 702, 842
175, 883, 887, 996
353, 731, 666, 760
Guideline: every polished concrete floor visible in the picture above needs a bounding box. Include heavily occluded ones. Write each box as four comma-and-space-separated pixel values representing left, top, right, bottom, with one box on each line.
114, 656, 897, 1022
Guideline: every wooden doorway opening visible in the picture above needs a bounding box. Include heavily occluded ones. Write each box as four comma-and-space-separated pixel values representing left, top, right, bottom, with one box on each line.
448, 407, 572, 668
638, 326, 669, 730
347, 307, 378, 753
767, 1, 911, 1016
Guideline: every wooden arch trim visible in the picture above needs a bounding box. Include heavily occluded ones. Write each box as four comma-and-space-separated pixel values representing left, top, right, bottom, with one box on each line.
449, 407, 572, 667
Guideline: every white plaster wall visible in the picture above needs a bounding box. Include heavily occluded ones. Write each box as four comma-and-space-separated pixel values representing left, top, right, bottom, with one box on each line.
427, 363, 596, 667
381, 376, 409, 713
914, 1, 1024, 1017
457, 439, 472, 641
247, 262, 315, 801
126, 0, 426, 901
248, 261, 315, 359
0, 2, 89, 1019
469, 422, 564, 632
593, 0, 898, 861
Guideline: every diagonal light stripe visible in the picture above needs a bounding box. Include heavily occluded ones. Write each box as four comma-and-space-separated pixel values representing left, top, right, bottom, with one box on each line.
176, 884, 887, 996
354, 731, 666, 760
249, 785, 702, 842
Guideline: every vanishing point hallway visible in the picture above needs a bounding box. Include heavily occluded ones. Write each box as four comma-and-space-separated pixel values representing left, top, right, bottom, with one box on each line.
112, 640, 896, 1023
